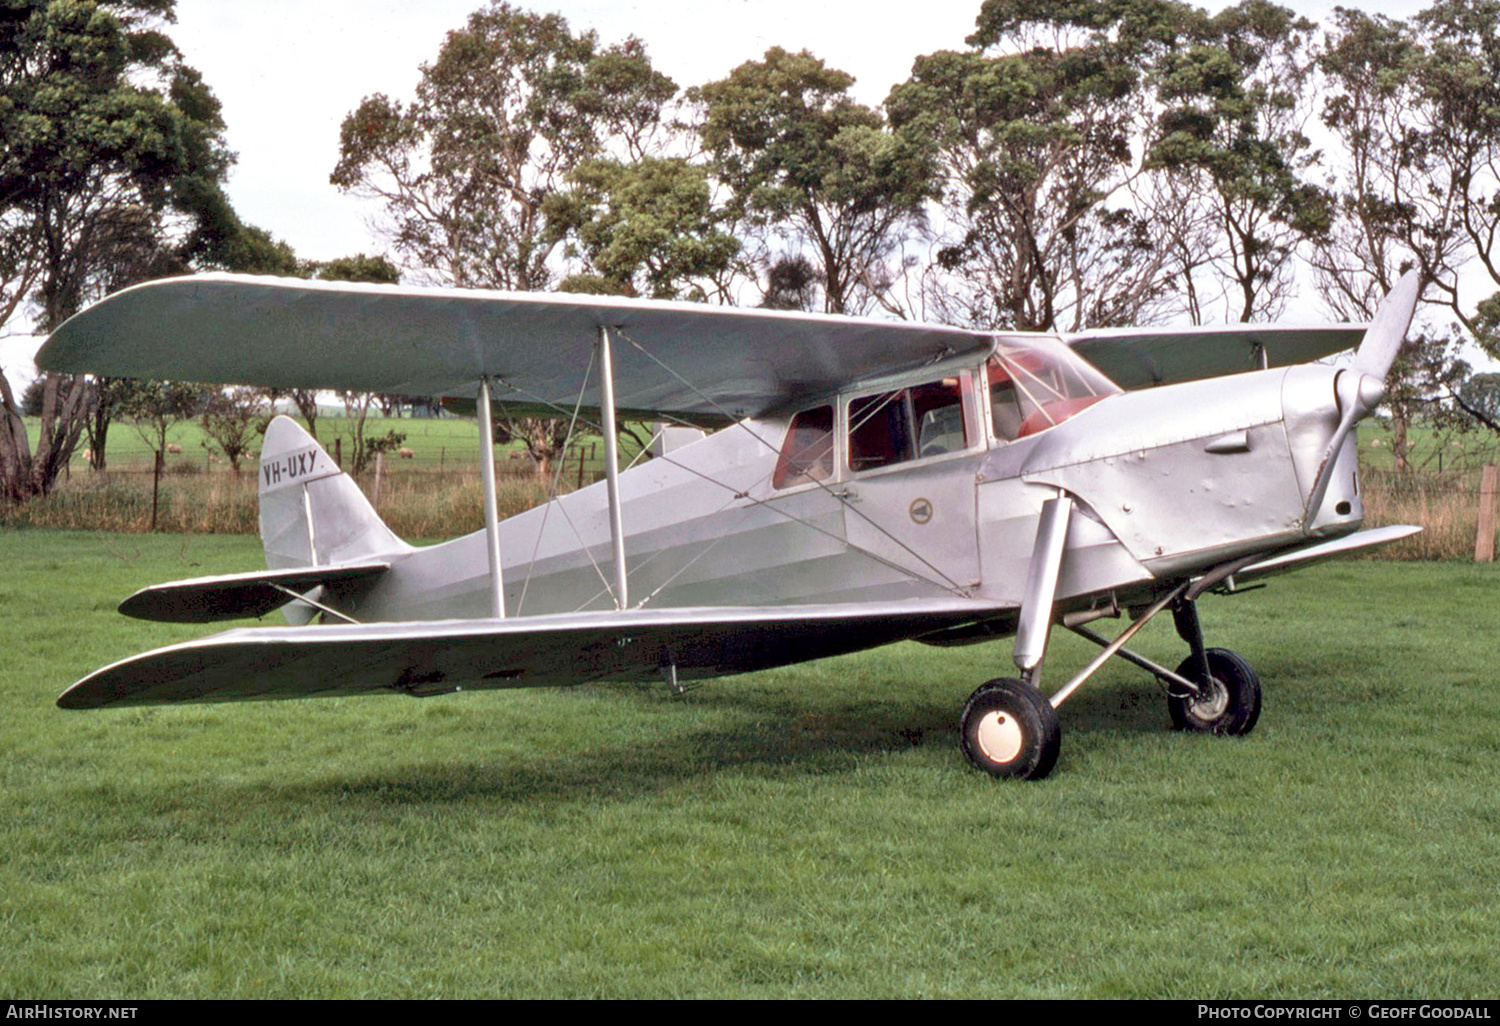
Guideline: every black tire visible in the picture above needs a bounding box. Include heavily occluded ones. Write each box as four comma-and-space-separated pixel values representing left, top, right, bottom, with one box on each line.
959, 678, 1061, 780
1168, 648, 1261, 736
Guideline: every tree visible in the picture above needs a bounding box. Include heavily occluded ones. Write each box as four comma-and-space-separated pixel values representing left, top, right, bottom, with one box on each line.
491, 415, 570, 482
20, 378, 45, 418
332, 3, 674, 480
1407, 0, 1500, 357
1311, 4, 1500, 466
312, 253, 400, 286
760, 254, 820, 312
83, 376, 122, 471
0, 0, 242, 502
887, 5, 1176, 332
333, 391, 406, 475
545, 157, 740, 300
330, 1, 676, 291
116, 379, 203, 459
1456, 371, 1500, 432
1148, 0, 1330, 322
694, 47, 937, 315
200, 386, 264, 475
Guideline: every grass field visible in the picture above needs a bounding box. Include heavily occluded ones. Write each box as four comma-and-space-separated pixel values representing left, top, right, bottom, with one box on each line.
2, 530, 1499, 997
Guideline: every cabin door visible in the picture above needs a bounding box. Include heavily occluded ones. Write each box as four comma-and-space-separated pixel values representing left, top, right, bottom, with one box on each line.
838, 376, 982, 596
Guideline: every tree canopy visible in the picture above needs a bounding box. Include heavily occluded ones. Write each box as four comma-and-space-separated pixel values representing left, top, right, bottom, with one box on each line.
0, 0, 256, 501
694, 47, 937, 315
331, 0, 676, 292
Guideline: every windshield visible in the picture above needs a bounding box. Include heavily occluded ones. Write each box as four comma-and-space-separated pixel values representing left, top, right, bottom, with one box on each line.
988, 336, 1120, 442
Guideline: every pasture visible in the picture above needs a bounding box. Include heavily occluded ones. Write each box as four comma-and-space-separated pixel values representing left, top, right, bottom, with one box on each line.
2, 529, 1498, 998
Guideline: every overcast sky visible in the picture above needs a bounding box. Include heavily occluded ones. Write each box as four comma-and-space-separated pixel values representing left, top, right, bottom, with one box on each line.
0, 0, 1435, 379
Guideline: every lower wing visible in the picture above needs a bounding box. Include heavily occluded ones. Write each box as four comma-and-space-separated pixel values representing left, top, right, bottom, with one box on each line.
59, 598, 1015, 709
1214, 524, 1422, 590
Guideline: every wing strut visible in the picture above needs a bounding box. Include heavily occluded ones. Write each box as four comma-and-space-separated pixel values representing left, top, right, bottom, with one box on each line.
598, 326, 629, 609
477, 375, 507, 619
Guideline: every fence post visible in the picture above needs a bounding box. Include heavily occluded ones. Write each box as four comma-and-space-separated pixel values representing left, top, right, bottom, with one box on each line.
151, 449, 163, 532
1475, 464, 1498, 563
372, 451, 384, 510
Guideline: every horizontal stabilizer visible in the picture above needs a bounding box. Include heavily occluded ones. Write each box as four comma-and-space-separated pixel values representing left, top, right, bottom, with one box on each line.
61, 598, 1013, 709
117, 563, 391, 623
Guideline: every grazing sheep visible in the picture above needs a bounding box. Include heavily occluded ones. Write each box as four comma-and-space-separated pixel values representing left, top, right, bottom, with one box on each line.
166, 443, 182, 454
399, 448, 414, 459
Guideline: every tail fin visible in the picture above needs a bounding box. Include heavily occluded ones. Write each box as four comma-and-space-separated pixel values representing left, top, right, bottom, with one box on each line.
259, 415, 410, 574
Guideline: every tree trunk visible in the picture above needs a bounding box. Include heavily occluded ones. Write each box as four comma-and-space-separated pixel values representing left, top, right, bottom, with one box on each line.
0, 372, 89, 503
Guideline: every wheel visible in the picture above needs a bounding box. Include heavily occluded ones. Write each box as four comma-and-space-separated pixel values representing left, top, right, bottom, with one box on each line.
1168, 648, 1261, 736
959, 678, 1061, 780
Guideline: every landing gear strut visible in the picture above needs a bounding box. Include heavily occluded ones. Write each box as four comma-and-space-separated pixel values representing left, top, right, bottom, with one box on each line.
957, 497, 1264, 779
1165, 594, 1261, 734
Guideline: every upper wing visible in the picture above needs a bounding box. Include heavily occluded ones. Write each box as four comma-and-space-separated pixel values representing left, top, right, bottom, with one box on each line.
58, 598, 1014, 709
36, 274, 995, 423
1065, 323, 1367, 389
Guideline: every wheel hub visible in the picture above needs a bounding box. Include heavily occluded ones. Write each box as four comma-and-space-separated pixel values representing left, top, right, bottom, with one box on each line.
976, 709, 1023, 764
1186, 677, 1229, 721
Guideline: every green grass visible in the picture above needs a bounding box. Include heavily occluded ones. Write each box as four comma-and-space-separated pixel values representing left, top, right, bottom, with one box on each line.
1359, 418, 1500, 477
3, 530, 1500, 997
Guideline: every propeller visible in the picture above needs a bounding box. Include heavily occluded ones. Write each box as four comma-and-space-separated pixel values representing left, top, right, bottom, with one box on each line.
1352, 269, 1422, 381
1303, 270, 1423, 522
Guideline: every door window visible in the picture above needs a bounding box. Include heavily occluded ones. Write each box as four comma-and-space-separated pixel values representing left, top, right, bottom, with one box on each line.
848, 377, 970, 472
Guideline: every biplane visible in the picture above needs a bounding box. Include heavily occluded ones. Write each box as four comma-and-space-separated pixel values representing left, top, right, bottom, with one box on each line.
35, 271, 1423, 780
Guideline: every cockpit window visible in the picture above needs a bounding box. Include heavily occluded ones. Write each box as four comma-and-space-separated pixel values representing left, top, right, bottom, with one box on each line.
849, 376, 970, 472
773, 405, 835, 489
988, 337, 1120, 442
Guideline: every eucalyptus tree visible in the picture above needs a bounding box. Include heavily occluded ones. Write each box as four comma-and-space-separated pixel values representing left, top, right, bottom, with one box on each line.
0, 0, 245, 502
1408, 0, 1500, 354
543, 156, 741, 301
331, 2, 676, 479
1148, 0, 1331, 322
1311, 3, 1500, 465
330, 1, 676, 292
692, 47, 937, 316
888, 0, 1183, 333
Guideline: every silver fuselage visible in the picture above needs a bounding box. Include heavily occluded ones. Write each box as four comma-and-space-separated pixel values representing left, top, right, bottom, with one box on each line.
314, 345, 1363, 628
